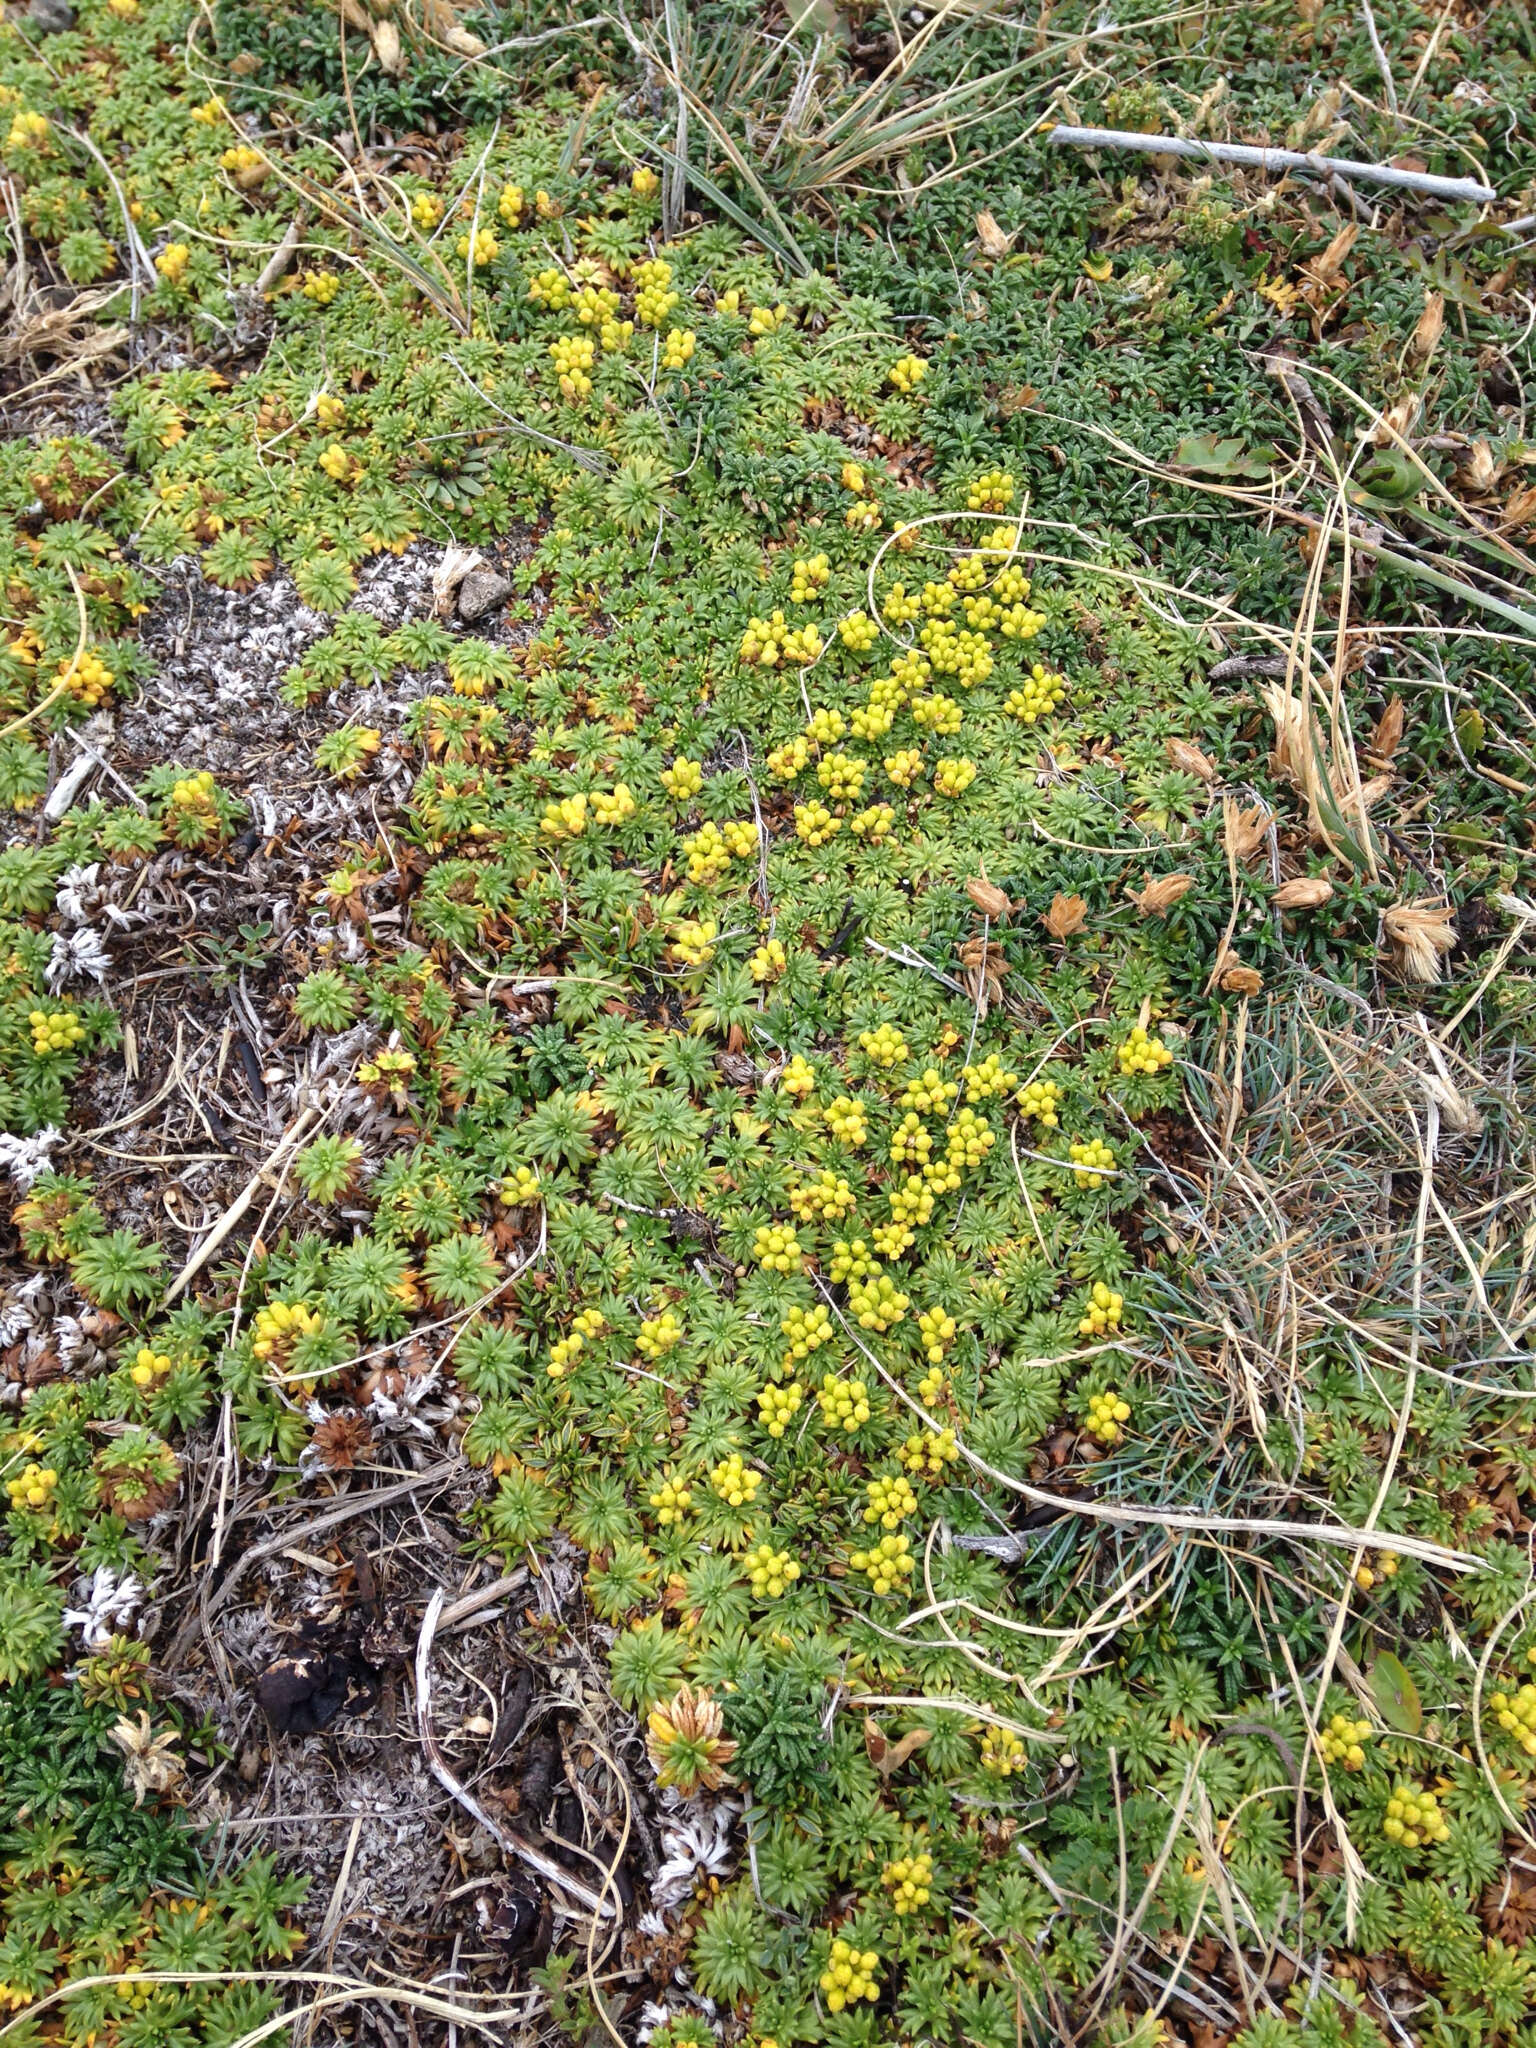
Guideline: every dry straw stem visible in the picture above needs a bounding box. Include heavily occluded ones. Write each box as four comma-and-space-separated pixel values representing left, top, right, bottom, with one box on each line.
1044, 123, 1495, 203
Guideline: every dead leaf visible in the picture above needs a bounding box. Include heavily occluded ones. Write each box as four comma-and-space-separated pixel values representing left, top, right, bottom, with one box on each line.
1303, 221, 1358, 288
865, 1717, 932, 1777
1166, 736, 1217, 783
1272, 875, 1333, 910
1126, 873, 1193, 917
109, 1713, 185, 1806
975, 209, 1013, 258
966, 876, 1012, 920
1043, 892, 1088, 939
1501, 482, 1536, 531
1225, 802, 1274, 862
1383, 899, 1457, 984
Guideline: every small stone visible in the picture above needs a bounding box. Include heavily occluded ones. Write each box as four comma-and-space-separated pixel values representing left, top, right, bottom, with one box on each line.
457, 566, 514, 622
26, 0, 75, 33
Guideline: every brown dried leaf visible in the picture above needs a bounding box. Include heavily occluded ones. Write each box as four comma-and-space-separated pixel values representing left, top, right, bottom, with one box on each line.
866, 1719, 932, 1777
1219, 964, 1264, 996
1272, 875, 1333, 910
1043, 891, 1088, 939
966, 876, 1012, 920
1382, 899, 1457, 984
1305, 222, 1358, 287
1126, 873, 1193, 918
1166, 736, 1217, 784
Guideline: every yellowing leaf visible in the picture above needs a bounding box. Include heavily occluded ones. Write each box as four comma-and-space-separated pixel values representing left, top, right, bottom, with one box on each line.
1369, 1651, 1422, 1736
1082, 254, 1113, 282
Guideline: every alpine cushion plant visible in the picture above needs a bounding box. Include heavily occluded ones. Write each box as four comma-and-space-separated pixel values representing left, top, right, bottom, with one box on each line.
1, 0, 1536, 2041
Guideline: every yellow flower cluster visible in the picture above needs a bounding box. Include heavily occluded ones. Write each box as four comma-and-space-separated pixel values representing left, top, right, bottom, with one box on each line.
573, 283, 620, 329
637, 1310, 684, 1360
859, 1023, 908, 1068
962, 1054, 1017, 1102
1117, 1026, 1173, 1077
805, 706, 844, 745
864, 1473, 917, 1528
789, 1172, 857, 1224
830, 1237, 879, 1283
767, 735, 811, 781
130, 1346, 173, 1389
682, 819, 755, 883
662, 327, 695, 369
29, 1010, 85, 1057
819, 1375, 872, 1431
1319, 1712, 1373, 1770
794, 801, 839, 846
820, 1939, 880, 2012
884, 747, 923, 787
749, 301, 791, 336
529, 267, 571, 309
850, 1531, 914, 1594
825, 1095, 868, 1146
901, 1426, 959, 1479
979, 1725, 1026, 1775
916, 1307, 956, 1364
782, 1304, 832, 1362
633, 257, 678, 328
888, 353, 926, 393
1382, 1782, 1450, 1849
745, 1543, 800, 1597
1004, 663, 1067, 721
649, 1471, 692, 1526
751, 937, 787, 982
457, 226, 499, 267
946, 1107, 993, 1169
933, 755, 977, 798
550, 333, 595, 400
547, 1330, 589, 1378
816, 746, 865, 800
591, 785, 636, 827
851, 801, 896, 840
1017, 1078, 1062, 1127
890, 1112, 931, 1168
672, 919, 717, 969
847, 1274, 908, 1332
710, 1453, 760, 1507
883, 1852, 933, 1912
966, 469, 1015, 512
498, 183, 524, 225
1079, 1282, 1124, 1337
252, 1300, 321, 1363
1491, 1684, 1536, 1757
1354, 1551, 1399, 1591
917, 1366, 947, 1406
170, 769, 216, 814
7, 1462, 57, 1512
741, 612, 822, 666
757, 1378, 805, 1437
1069, 1137, 1116, 1188
6, 110, 50, 152
660, 755, 703, 800
790, 554, 830, 603
754, 1224, 803, 1273
499, 1165, 542, 1207
1084, 1390, 1131, 1445
541, 792, 588, 839
998, 603, 1048, 641
839, 611, 878, 653
780, 1053, 817, 1098
899, 1067, 956, 1115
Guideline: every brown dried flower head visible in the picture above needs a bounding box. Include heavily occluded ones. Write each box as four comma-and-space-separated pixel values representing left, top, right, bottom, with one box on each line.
110, 1712, 186, 1806
1126, 873, 1193, 918
1226, 803, 1274, 864
309, 1412, 374, 1471
1219, 964, 1264, 996
965, 876, 1012, 921
1409, 290, 1445, 364
974, 209, 1013, 258
1368, 696, 1404, 767
1043, 892, 1088, 939
1383, 899, 1457, 984
1272, 876, 1334, 911
1166, 737, 1217, 784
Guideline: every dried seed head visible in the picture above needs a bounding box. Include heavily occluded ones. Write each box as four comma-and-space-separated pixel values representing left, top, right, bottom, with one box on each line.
646, 1683, 737, 1792
1218, 963, 1264, 996
1126, 873, 1194, 918
1309, 222, 1358, 286
966, 876, 1012, 920
1226, 802, 1274, 864
1272, 876, 1334, 911
1369, 695, 1404, 765
1383, 899, 1457, 984
1043, 892, 1088, 939
1460, 439, 1501, 495
1410, 290, 1445, 364
974, 210, 1012, 258
1166, 737, 1217, 784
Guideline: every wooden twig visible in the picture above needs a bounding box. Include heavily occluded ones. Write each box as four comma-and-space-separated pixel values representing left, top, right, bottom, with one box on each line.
415, 1589, 615, 1919
160, 1105, 321, 1306
1045, 124, 1495, 205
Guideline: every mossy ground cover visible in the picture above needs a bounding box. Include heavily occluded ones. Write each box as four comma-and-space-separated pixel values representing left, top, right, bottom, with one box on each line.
2, 0, 1536, 2043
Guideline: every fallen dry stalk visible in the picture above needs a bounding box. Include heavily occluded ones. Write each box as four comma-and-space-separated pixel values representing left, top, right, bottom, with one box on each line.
1045, 124, 1495, 203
